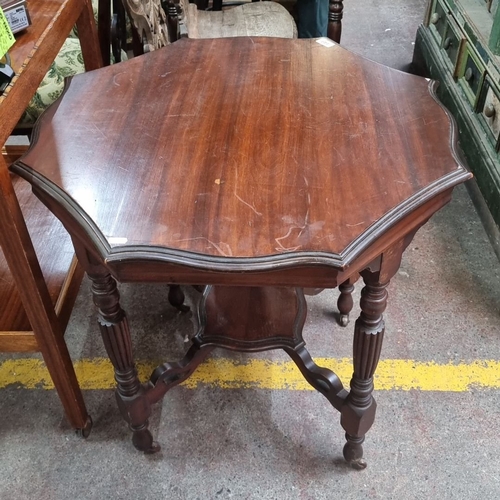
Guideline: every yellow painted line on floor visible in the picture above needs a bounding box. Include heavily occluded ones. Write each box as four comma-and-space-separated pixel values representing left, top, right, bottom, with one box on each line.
1, 357, 500, 391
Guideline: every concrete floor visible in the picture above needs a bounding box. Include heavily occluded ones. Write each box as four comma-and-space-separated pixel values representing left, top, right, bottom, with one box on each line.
3, 0, 500, 498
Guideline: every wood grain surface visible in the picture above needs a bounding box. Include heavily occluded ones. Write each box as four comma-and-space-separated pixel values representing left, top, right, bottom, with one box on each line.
0, 175, 82, 333
15, 37, 470, 265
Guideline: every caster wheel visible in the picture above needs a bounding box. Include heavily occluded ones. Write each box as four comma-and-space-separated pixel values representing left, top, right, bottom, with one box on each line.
343, 436, 366, 469
348, 458, 367, 470
132, 428, 161, 454
144, 441, 161, 455
339, 314, 349, 327
175, 303, 190, 313
76, 415, 93, 438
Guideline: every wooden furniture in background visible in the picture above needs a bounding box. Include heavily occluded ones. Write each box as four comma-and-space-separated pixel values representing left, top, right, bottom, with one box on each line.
198, 0, 344, 42
120, 0, 297, 48
176, 0, 297, 39
121, 0, 342, 48
11, 37, 470, 466
0, 0, 102, 434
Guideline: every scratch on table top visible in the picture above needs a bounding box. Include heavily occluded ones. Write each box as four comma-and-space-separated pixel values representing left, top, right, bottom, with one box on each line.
166, 113, 197, 118
274, 227, 297, 252
333, 146, 345, 161
112, 71, 125, 86
234, 193, 262, 216
275, 178, 313, 245
298, 102, 312, 118
90, 122, 107, 140
275, 245, 301, 253
423, 117, 442, 126
233, 165, 262, 216
176, 237, 232, 257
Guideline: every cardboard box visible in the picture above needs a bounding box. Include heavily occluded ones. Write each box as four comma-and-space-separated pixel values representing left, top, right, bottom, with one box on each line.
0, 0, 31, 34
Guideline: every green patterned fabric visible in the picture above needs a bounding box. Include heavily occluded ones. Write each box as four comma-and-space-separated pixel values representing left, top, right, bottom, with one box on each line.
19, 38, 86, 125
19, 1, 128, 126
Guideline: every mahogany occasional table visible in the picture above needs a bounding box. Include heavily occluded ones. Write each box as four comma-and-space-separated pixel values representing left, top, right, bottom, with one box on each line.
11, 37, 471, 468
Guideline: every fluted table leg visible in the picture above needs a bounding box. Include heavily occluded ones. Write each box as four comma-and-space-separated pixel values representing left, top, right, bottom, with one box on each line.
341, 270, 389, 469
89, 272, 160, 454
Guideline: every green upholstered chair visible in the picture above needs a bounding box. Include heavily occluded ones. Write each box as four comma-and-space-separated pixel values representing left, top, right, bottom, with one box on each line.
17, 0, 128, 128
18, 36, 88, 126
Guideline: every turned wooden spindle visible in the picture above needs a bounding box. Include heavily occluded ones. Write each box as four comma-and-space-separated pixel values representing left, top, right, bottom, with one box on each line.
328, 0, 344, 43
337, 275, 358, 326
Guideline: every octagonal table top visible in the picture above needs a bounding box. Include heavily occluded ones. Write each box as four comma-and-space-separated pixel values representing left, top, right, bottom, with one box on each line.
12, 37, 470, 270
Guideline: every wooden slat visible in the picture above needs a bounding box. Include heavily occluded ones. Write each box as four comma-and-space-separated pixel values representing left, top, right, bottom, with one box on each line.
0, 0, 100, 430
54, 255, 85, 332
0, 175, 83, 333
2, 144, 29, 165
0, 331, 38, 352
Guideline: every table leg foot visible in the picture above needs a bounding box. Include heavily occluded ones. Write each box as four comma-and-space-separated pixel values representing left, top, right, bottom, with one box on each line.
75, 415, 93, 439
339, 314, 349, 327
168, 285, 190, 313
132, 425, 161, 454
343, 433, 367, 469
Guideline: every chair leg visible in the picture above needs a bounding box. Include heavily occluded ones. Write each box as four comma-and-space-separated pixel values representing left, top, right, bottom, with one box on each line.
40, 341, 92, 435
328, 0, 343, 43
0, 164, 91, 434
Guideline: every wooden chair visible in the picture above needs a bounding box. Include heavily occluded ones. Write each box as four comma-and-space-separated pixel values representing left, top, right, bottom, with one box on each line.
189, 0, 343, 42
0, 172, 90, 435
0, 0, 103, 436
175, 0, 298, 39
120, 0, 297, 49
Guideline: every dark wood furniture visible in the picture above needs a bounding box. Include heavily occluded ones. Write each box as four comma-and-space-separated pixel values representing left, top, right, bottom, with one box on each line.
11, 37, 471, 467
0, 0, 102, 434
327, 0, 343, 42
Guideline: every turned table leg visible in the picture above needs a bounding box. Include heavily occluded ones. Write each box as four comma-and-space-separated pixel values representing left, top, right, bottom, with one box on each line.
341, 270, 388, 469
337, 274, 358, 327
328, 0, 344, 43
89, 272, 160, 453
